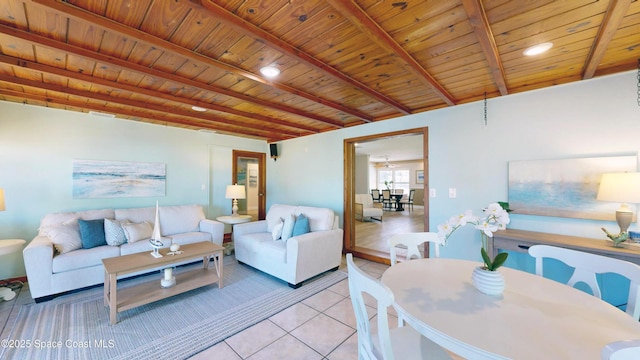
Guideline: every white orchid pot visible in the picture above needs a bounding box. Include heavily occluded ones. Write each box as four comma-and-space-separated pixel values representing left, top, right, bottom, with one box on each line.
472, 266, 505, 296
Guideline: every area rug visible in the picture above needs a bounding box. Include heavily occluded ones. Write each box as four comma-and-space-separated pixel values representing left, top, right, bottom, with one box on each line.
1, 257, 347, 360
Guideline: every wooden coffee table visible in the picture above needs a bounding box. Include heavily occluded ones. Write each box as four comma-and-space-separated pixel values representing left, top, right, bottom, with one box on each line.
102, 241, 224, 324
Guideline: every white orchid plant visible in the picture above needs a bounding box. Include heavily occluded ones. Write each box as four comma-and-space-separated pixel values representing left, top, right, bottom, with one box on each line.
438, 202, 511, 271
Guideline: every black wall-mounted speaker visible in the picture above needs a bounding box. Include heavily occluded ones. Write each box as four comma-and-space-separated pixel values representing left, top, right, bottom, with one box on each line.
270, 143, 278, 160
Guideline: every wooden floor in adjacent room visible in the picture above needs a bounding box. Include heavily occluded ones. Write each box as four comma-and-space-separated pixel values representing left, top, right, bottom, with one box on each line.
355, 205, 425, 254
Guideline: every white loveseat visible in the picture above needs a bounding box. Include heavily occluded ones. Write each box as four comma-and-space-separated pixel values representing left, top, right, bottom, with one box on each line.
233, 204, 343, 288
23, 204, 224, 302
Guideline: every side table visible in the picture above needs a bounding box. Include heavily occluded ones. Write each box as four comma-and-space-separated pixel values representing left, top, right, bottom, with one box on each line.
216, 215, 252, 225
216, 215, 252, 255
0, 239, 26, 301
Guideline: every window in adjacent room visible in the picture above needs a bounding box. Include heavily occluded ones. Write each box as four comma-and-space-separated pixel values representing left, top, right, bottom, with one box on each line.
378, 169, 409, 194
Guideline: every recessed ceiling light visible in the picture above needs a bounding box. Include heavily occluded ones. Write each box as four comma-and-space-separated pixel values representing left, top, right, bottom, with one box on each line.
260, 66, 280, 78
198, 129, 216, 133
523, 42, 553, 56
192, 106, 207, 112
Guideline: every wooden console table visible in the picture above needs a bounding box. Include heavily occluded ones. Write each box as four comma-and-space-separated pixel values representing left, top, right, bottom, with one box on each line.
490, 229, 640, 266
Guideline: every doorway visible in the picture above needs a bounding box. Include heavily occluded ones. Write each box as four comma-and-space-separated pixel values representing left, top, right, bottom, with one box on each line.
232, 150, 267, 220
343, 128, 429, 264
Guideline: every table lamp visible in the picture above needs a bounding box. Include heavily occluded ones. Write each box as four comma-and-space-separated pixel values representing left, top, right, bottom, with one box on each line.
597, 172, 640, 234
225, 184, 246, 216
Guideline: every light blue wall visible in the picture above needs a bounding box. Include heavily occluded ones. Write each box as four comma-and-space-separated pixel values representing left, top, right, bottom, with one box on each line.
266, 71, 640, 270
2, 71, 639, 280
0, 103, 265, 277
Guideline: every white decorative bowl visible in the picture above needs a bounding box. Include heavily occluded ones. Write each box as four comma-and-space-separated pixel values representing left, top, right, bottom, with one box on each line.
170, 244, 180, 252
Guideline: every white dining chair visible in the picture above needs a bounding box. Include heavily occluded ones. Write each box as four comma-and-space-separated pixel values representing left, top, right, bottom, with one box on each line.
346, 254, 452, 360
601, 340, 640, 359
528, 244, 640, 319
388, 232, 444, 266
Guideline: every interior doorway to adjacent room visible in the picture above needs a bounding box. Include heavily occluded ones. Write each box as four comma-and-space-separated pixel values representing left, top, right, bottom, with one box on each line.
343, 128, 429, 264
232, 150, 267, 221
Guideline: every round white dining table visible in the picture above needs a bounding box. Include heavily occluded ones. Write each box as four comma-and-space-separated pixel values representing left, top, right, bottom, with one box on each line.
381, 258, 640, 360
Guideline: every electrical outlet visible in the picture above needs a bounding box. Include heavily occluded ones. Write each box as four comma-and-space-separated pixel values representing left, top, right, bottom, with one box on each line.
448, 188, 457, 198
429, 188, 436, 197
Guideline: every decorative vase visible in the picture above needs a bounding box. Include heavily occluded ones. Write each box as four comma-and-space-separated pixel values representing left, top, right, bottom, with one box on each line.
472, 266, 505, 296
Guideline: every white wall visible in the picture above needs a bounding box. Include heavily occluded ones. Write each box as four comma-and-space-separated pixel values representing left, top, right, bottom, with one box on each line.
0, 103, 266, 277
266, 71, 640, 267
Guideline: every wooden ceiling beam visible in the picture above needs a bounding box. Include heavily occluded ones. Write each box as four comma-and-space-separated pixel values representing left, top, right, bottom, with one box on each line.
0, 23, 344, 129
326, 0, 456, 106
0, 88, 285, 140
0, 74, 294, 140
461, 0, 509, 96
30, 0, 371, 123
191, 0, 410, 115
582, 0, 632, 79
0, 54, 316, 135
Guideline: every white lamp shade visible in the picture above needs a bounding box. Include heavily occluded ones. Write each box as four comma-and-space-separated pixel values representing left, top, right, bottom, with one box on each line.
225, 184, 246, 199
0, 188, 5, 211
597, 173, 640, 204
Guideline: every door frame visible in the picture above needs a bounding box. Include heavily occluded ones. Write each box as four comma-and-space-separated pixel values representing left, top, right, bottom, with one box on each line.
343, 127, 429, 263
232, 150, 267, 220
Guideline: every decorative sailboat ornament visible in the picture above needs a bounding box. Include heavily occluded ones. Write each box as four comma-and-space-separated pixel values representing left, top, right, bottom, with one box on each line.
149, 200, 163, 258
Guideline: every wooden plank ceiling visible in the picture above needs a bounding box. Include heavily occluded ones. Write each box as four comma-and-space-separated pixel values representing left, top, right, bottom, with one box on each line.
0, 0, 639, 142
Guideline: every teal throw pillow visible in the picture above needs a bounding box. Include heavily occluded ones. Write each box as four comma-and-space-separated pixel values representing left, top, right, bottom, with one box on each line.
79, 219, 107, 249
292, 214, 310, 236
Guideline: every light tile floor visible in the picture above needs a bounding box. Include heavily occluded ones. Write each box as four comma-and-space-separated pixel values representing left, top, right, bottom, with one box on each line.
189, 255, 397, 360
0, 256, 401, 360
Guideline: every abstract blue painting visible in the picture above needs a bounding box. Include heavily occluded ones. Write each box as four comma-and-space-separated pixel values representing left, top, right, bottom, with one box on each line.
508, 156, 637, 220
73, 160, 166, 198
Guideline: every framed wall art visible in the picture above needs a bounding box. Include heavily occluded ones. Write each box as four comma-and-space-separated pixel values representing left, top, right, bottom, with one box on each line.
416, 170, 424, 184
508, 155, 637, 220
73, 159, 166, 198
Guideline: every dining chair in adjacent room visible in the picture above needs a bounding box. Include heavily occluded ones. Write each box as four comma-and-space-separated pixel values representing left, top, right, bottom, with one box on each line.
371, 189, 382, 203
601, 339, 640, 359
401, 189, 415, 211
381, 189, 394, 210
388, 232, 444, 266
528, 244, 640, 320
346, 254, 452, 360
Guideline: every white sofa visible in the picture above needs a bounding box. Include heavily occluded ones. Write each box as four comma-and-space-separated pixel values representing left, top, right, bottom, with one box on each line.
233, 204, 343, 288
23, 204, 224, 302
355, 194, 383, 222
